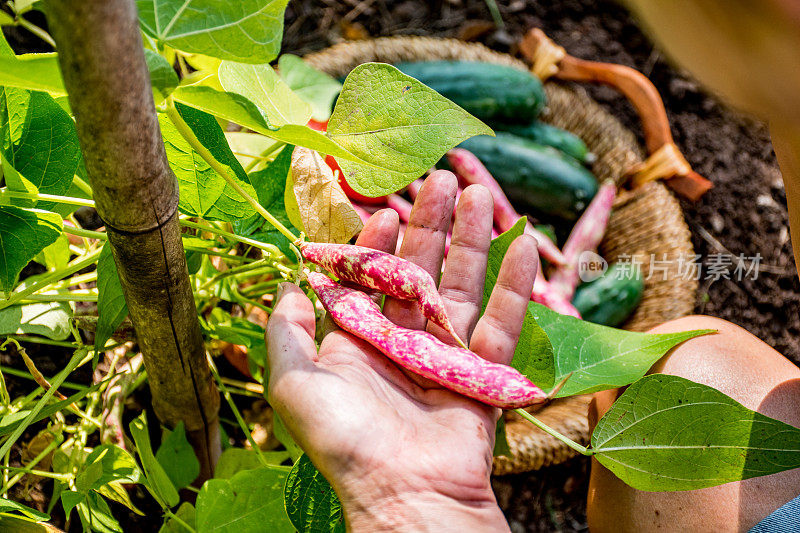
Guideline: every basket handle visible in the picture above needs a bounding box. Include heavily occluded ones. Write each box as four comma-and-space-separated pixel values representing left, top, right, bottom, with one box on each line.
519, 28, 712, 201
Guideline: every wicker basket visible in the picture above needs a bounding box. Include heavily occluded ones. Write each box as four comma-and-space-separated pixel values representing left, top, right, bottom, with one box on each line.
304, 36, 698, 475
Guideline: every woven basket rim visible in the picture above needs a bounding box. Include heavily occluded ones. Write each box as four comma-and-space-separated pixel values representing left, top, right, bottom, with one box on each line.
303, 36, 698, 475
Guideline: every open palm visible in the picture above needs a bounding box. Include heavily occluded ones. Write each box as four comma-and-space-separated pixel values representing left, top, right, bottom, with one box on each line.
266, 171, 538, 530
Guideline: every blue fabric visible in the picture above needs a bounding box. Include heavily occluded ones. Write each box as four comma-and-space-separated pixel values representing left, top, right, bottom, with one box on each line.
750, 494, 800, 532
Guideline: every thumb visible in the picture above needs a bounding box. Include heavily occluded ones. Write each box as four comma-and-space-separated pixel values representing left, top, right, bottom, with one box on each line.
266, 283, 318, 381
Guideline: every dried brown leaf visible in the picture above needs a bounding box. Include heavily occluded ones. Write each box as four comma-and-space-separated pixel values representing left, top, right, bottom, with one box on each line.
290, 146, 362, 243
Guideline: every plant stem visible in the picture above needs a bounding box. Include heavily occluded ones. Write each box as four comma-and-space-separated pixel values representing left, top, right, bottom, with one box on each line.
0, 188, 95, 208
0, 464, 72, 481
165, 99, 298, 243
0, 248, 103, 310
180, 218, 284, 258
72, 176, 94, 197
207, 356, 269, 466
0, 365, 86, 391
165, 509, 198, 533
15, 16, 56, 48
63, 225, 107, 241
18, 292, 98, 303
513, 408, 592, 456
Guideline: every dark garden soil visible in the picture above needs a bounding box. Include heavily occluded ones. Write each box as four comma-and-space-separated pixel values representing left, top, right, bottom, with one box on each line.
282, 1, 800, 531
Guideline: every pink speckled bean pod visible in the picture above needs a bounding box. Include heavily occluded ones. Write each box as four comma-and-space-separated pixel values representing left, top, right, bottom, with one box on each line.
549, 180, 616, 300
386, 194, 413, 223
406, 178, 424, 201
447, 148, 567, 266
297, 241, 467, 348
307, 272, 547, 409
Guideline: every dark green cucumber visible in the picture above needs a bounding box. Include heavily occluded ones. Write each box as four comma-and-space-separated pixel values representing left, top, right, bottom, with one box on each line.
497, 121, 594, 165
572, 263, 644, 327
395, 61, 546, 123
456, 132, 598, 220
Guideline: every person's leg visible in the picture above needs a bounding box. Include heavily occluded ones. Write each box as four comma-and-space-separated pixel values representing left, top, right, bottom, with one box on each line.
587, 315, 800, 533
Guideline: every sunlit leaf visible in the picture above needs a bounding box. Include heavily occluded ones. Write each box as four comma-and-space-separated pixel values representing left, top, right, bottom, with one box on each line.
159, 502, 196, 533
278, 54, 341, 122
0, 300, 71, 340
290, 146, 361, 244
328, 63, 493, 196
215, 448, 289, 480
129, 413, 180, 509
195, 466, 293, 532
137, 0, 289, 63
0, 497, 49, 521
145, 49, 179, 103
531, 304, 714, 397
593, 374, 800, 491
219, 61, 311, 126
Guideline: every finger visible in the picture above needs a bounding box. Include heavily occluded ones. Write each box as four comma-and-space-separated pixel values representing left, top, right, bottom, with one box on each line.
469, 235, 538, 365
322, 209, 400, 336
354, 208, 400, 252
266, 283, 319, 381
383, 170, 457, 330
429, 184, 493, 343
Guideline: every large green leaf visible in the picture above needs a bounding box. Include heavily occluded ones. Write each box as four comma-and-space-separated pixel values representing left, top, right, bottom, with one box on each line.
0, 52, 64, 94
78, 444, 143, 491
171, 85, 369, 164
531, 304, 714, 397
137, 0, 289, 63
328, 63, 494, 196
155, 422, 200, 490
129, 413, 180, 509
278, 54, 341, 122
159, 103, 255, 221
0, 300, 72, 340
195, 466, 293, 533
0, 206, 62, 291
592, 374, 800, 491
95, 243, 128, 351
218, 61, 311, 126
481, 217, 555, 389
0, 87, 81, 209
284, 455, 345, 533
214, 448, 289, 480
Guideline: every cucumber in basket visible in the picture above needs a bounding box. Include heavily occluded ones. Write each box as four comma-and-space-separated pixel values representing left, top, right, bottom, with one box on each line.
496, 121, 595, 166
456, 132, 598, 220
395, 61, 546, 123
572, 263, 644, 327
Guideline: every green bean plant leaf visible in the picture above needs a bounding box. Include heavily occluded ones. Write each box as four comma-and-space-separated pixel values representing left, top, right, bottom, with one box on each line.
160, 502, 196, 533
224, 131, 281, 171
37, 233, 70, 271
1, 87, 82, 210
95, 242, 129, 352
218, 60, 311, 126
129, 413, 180, 509
214, 448, 290, 479
76, 491, 123, 533
592, 374, 800, 491
0, 497, 50, 522
531, 303, 715, 397
481, 217, 555, 390
0, 300, 72, 340
156, 422, 200, 491
137, 0, 289, 63
78, 444, 143, 491
0, 33, 64, 94
145, 49, 179, 103
195, 466, 293, 532
0, 206, 62, 292
278, 54, 342, 122
284, 455, 346, 533
328, 62, 494, 197
159, 102, 256, 221
171, 85, 373, 164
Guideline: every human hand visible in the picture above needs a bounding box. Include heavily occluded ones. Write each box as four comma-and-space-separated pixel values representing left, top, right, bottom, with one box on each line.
266, 170, 538, 532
